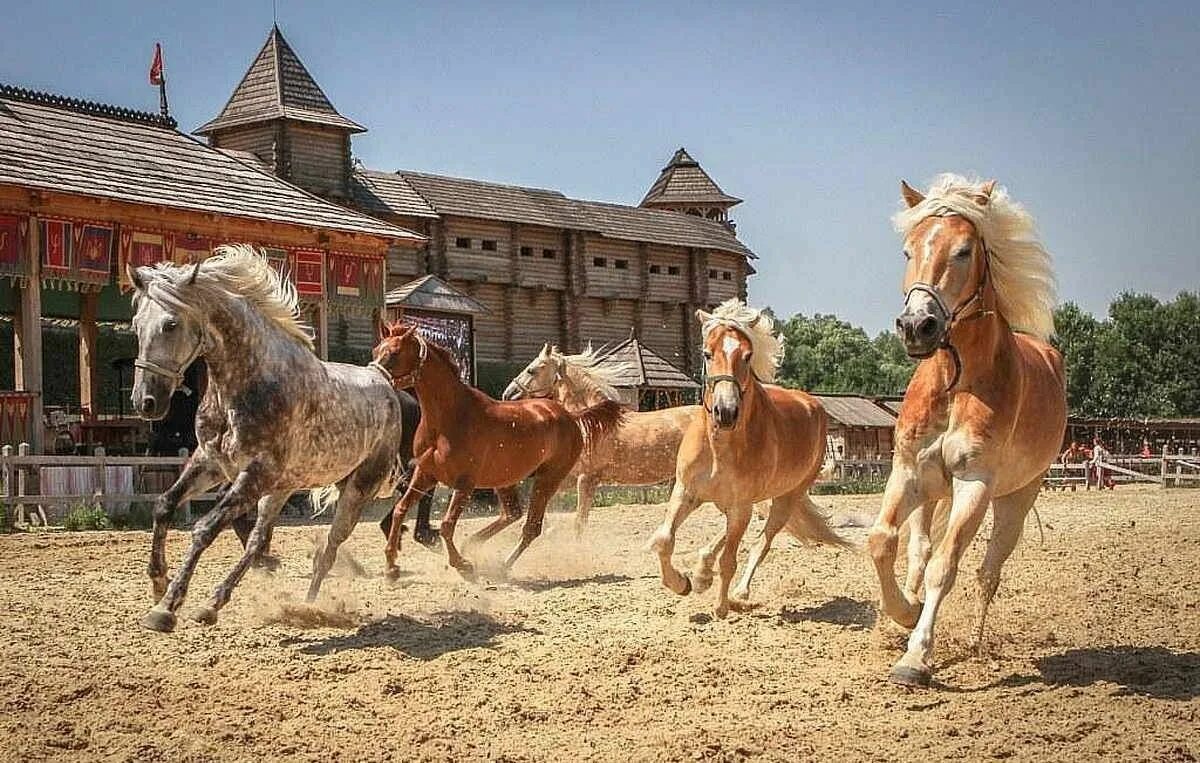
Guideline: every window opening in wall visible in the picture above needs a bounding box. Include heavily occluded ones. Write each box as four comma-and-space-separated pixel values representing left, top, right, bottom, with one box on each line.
542, 249, 557, 259
592, 257, 607, 267
667, 265, 680, 275
520, 246, 533, 257
615, 259, 629, 270
649, 264, 662, 274
722, 271, 732, 281
708, 269, 718, 279
455, 237, 471, 249
481, 239, 497, 252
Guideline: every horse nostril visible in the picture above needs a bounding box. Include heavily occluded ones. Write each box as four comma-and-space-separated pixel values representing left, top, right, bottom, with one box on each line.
140, 396, 156, 414
917, 315, 939, 339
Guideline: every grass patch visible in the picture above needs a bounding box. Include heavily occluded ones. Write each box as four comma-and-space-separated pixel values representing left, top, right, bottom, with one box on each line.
62, 503, 112, 531
812, 477, 887, 495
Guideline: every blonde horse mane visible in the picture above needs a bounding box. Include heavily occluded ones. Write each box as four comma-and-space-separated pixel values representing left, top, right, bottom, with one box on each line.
892, 174, 1057, 340
553, 345, 624, 402
137, 244, 314, 350
700, 299, 784, 383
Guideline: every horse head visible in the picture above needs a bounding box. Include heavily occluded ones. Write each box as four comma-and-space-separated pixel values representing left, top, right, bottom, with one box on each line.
895, 178, 996, 358
697, 314, 756, 431
372, 321, 428, 388
128, 261, 206, 420
502, 343, 562, 401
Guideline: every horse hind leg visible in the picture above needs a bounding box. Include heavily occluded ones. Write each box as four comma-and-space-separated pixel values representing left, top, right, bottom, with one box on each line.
974, 478, 1040, 655
308, 481, 372, 602
574, 473, 599, 538
502, 470, 565, 574
190, 492, 288, 625
903, 500, 940, 604
466, 486, 523, 550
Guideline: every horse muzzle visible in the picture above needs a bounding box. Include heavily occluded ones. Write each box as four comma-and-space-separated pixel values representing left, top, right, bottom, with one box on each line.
131, 375, 174, 421
501, 382, 523, 401
895, 309, 944, 358
711, 399, 740, 430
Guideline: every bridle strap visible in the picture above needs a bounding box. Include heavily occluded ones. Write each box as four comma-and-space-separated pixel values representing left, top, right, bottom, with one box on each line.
133, 324, 207, 397
701, 371, 755, 414
374, 331, 430, 389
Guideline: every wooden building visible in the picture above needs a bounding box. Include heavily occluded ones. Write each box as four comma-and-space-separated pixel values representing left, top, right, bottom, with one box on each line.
384, 275, 488, 385
0, 84, 422, 451
592, 335, 701, 410
202, 26, 758, 391
813, 393, 898, 461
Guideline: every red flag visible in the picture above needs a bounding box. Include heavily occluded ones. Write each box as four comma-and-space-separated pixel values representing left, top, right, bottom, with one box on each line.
149, 43, 164, 86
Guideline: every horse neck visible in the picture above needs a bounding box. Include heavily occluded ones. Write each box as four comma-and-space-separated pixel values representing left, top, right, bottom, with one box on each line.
201, 299, 315, 393
933, 282, 1008, 390
412, 347, 474, 425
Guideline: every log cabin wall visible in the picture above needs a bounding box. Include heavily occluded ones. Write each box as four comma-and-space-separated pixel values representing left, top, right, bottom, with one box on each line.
285, 124, 350, 199
443, 217, 512, 285
582, 236, 640, 299
512, 224, 567, 290
578, 297, 637, 349
644, 244, 691, 303
640, 301, 689, 368
707, 251, 743, 304
453, 280, 507, 362
210, 124, 278, 170
511, 287, 567, 359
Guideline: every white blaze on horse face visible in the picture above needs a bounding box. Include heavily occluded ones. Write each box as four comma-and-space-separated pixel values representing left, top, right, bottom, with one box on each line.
903, 221, 946, 317
721, 334, 740, 359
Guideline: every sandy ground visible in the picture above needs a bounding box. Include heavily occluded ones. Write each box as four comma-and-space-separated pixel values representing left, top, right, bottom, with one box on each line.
1, 487, 1197, 762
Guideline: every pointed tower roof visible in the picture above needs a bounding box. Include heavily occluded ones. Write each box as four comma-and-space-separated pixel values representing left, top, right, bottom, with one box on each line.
640, 148, 742, 208
196, 25, 364, 135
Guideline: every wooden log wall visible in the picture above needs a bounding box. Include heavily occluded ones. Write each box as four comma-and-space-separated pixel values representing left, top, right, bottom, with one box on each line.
578, 297, 637, 349
707, 251, 743, 304
512, 224, 567, 290
453, 280, 507, 362
286, 124, 349, 199
443, 217, 512, 284
643, 244, 691, 303
211, 125, 277, 170
583, 236, 639, 298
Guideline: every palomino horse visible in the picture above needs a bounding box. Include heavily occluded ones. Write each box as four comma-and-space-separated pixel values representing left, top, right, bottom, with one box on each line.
869, 175, 1066, 687
373, 323, 626, 579
650, 300, 849, 618
503, 344, 698, 536
129, 246, 410, 632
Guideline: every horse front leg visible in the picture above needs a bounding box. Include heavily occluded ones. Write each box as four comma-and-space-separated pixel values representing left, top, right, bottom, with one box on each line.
890, 477, 991, 687
903, 500, 938, 603
973, 478, 1040, 655
713, 504, 752, 619
867, 468, 925, 628
384, 467, 437, 578
649, 481, 702, 596
148, 459, 223, 603
190, 492, 289, 625
689, 531, 725, 594
142, 464, 270, 632
574, 473, 599, 538
439, 486, 476, 579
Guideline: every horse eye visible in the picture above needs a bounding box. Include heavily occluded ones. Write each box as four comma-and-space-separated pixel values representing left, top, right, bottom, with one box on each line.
702, 350, 713, 359
954, 246, 973, 260
902, 250, 912, 260
162, 319, 178, 333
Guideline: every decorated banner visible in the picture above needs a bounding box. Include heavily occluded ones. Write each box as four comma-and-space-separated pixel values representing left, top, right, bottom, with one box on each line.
119, 230, 166, 289
328, 252, 386, 314
0, 213, 29, 283
171, 234, 211, 264
74, 224, 114, 287
40, 219, 73, 277
292, 249, 325, 300
331, 253, 361, 297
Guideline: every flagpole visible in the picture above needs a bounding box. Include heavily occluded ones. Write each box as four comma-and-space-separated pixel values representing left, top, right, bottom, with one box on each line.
159, 77, 169, 119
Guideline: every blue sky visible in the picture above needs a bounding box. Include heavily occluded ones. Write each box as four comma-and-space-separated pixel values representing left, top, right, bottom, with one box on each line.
3, 1, 1197, 334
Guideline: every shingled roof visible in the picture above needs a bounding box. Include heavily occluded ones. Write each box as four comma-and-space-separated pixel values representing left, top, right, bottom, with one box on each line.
356, 168, 755, 258
386, 274, 488, 315
640, 148, 742, 208
813, 394, 898, 428
595, 336, 699, 390
0, 84, 419, 241
196, 25, 364, 135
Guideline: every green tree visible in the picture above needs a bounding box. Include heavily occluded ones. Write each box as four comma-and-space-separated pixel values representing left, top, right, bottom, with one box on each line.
776, 313, 913, 394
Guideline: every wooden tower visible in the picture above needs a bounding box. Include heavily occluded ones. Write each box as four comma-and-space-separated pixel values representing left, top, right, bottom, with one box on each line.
639, 148, 742, 231
196, 25, 364, 200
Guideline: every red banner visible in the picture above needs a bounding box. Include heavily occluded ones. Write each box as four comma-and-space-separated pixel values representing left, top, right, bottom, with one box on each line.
0, 214, 25, 270
171, 234, 210, 264
330, 253, 361, 297
293, 249, 324, 298
119, 230, 166, 290
40, 219, 72, 275
75, 224, 114, 283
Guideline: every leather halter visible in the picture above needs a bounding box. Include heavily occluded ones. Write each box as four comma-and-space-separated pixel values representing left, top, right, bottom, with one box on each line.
903, 232, 993, 392
701, 368, 756, 415
133, 309, 207, 396
371, 331, 429, 389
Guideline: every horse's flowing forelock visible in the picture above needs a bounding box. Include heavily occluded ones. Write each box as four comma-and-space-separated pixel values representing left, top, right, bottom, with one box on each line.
141, 244, 315, 350
701, 299, 784, 382
554, 345, 625, 402
892, 174, 1057, 340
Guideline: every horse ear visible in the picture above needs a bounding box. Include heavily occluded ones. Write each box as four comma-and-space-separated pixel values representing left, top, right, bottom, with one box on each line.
695, 309, 712, 324
900, 180, 925, 208
126, 263, 148, 292
186, 261, 201, 285
974, 179, 998, 206
539, 343, 551, 358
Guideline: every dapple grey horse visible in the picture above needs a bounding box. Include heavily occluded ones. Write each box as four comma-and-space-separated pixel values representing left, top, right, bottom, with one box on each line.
128, 245, 410, 632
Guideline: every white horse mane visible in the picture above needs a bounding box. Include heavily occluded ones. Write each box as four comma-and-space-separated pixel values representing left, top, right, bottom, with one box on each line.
553, 345, 624, 402
892, 174, 1057, 340
701, 299, 784, 383
136, 244, 315, 350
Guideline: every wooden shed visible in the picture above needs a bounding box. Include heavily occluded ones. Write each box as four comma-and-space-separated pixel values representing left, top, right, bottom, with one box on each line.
592, 335, 700, 410
813, 394, 898, 461
385, 275, 488, 385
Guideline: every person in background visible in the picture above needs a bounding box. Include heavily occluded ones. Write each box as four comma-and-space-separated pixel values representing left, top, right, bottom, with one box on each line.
1091, 437, 1115, 489
1141, 439, 1153, 458
1060, 441, 1086, 491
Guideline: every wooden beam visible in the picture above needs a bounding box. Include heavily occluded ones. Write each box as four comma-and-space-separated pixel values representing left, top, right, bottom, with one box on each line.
79, 291, 99, 417
15, 215, 44, 452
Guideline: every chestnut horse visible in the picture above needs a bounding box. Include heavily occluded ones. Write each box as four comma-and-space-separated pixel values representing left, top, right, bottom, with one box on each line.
503, 344, 698, 536
373, 322, 625, 579
650, 300, 849, 619
869, 175, 1066, 687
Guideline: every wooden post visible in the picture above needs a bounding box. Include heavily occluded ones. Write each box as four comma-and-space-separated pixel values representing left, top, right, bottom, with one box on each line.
79, 291, 100, 418
1, 444, 12, 530
1161, 445, 1169, 489
16, 442, 29, 527
1175, 447, 1184, 488
316, 301, 329, 359
14, 216, 44, 453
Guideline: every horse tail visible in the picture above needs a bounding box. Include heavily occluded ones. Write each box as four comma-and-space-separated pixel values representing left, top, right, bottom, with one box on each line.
310, 483, 340, 519
573, 399, 626, 455
784, 492, 855, 549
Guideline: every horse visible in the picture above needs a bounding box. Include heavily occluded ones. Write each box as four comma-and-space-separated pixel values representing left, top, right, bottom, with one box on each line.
372, 322, 626, 579
868, 175, 1067, 687
128, 245, 411, 632
649, 300, 849, 619
502, 343, 698, 536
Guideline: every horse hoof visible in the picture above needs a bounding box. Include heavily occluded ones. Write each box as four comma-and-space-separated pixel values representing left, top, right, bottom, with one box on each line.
455, 562, 477, 582
188, 606, 218, 626
728, 598, 758, 613
888, 664, 931, 688
141, 607, 177, 633
676, 573, 693, 597
714, 603, 729, 620
253, 554, 281, 572
385, 566, 401, 581
691, 574, 714, 594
